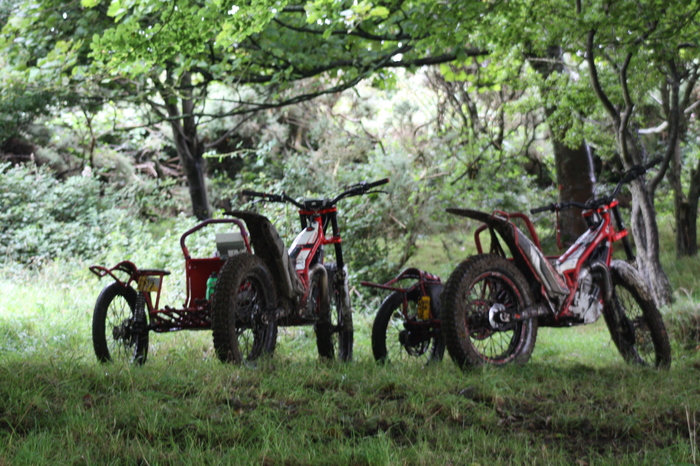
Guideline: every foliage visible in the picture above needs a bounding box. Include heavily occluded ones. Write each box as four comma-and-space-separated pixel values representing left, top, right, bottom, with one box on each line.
0, 163, 126, 264
0, 82, 57, 142
0, 0, 490, 217
0, 162, 194, 266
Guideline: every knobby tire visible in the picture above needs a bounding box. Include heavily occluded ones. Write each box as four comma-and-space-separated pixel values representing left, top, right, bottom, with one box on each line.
371, 288, 445, 364
603, 260, 671, 369
211, 253, 277, 364
315, 262, 353, 361
441, 254, 538, 369
92, 281, 149, 365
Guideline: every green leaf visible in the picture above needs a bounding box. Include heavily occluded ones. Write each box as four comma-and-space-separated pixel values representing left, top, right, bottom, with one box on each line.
368, 6, 390, 19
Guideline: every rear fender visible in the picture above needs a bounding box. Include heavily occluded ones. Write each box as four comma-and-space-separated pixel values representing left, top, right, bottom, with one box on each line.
226, 210, 305, 300
446, 208, 568, 303
447, 207, 529, 268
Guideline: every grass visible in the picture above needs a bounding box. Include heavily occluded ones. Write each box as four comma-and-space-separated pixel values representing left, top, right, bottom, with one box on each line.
2, 225, 700, 464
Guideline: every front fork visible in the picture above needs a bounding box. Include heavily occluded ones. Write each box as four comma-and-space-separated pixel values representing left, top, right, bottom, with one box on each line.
332, 265, 353, 333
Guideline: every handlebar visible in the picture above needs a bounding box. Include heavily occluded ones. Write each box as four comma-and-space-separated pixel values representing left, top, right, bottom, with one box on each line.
530, 158, 662, 214
241, 178, 390, 209
364, 178, 390, 190
331, 178, 389, 204
240, 190, 302, 208
530, 203, 557, 214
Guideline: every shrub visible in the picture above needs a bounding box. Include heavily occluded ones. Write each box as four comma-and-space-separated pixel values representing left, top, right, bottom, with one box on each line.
0, 163, 147, 265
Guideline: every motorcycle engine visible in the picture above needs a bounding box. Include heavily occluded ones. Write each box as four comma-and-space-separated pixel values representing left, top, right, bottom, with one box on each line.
570, 267, 603, 324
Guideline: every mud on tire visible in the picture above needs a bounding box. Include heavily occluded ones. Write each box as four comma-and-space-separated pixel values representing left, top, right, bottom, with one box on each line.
603, 260, 671, 369
441, 254, 538, 369
211, 253, 277, 364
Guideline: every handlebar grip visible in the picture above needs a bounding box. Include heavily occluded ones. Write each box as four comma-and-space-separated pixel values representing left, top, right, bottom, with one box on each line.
366, 178, 390, 189
241, 189, 268, 198
530, 203, 556, 214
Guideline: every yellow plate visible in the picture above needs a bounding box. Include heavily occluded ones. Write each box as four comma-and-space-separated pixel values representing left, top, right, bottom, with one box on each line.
417, 296, 431, 320
137, 276, 161, 292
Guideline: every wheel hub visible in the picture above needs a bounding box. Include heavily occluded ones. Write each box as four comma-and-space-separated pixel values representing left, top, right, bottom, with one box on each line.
112, 320, 137, 345
489, 303, 509, 330
398, 326, 432, 356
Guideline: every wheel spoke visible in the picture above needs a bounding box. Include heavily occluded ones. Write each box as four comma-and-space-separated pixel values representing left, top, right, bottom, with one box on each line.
464, 272, 524, 362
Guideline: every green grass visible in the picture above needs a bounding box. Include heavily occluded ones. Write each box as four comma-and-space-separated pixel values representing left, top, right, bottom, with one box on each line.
2, 229, 700, 464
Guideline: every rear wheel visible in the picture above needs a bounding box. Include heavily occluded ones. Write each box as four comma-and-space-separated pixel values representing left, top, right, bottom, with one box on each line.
92, 282, 149, 365
211, 254, 277, 364
371, 288, 445, 365
315, 263, 353, 361
441, 254, 538, 369
603, 260, 671, 369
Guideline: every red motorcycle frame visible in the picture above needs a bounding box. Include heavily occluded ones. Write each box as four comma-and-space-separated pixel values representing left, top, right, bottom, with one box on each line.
89, 218, 252, 364
209, 178, 390, 363
441, 160, 671, 369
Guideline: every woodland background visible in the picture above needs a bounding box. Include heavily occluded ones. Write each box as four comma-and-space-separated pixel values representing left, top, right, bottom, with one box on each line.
2, 1, 700, 464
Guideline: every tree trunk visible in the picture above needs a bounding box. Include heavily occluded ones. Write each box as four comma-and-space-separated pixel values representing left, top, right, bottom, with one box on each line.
675, 199, 698, 257
552, 137, 595, 246
172, 126, 211, 220
677, 162, 700, 258
668, 134, 700, 257
530, 46, 595, 245
622, 129, 673, 306
158, 71, 211, 220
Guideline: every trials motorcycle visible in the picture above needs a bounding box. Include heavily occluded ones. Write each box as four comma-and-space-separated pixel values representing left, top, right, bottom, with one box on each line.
210, 179, 389, 363
440, 160, 672, 369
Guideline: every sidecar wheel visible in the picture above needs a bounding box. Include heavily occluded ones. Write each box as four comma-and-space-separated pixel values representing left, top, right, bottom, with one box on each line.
211, 253, 277, 364
441, 254, 537, 369
92, 282, 149, 365
371, 287, 445, 365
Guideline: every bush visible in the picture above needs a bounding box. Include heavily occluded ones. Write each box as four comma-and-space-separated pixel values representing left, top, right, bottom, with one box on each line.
0, 163, 148, 265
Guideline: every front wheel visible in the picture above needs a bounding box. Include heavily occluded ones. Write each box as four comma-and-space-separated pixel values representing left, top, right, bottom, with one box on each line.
315, 263, 353, 361
441, 254, 538, 369
603, 260, 671, 369
211, 254, 278, 364
371, 288, 445, 365
92, 282, 149, 365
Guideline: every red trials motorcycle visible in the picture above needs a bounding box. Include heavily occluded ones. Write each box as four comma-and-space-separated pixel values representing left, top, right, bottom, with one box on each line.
211, 179, 389, 363
441, 160, 671, 369
361, 268, 445, 365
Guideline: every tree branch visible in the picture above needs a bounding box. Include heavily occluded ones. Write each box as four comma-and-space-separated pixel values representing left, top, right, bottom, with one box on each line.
650, 59, 680, 194
618, 51, 635, 163
586, 30, 620, 126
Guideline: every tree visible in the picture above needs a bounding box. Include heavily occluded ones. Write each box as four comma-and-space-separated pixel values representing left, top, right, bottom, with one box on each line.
643, 52, 700, 258
485, 0, 700, 305
1, 0, 489, 219
527, 46, 595, 245
579, 0, 700, 304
